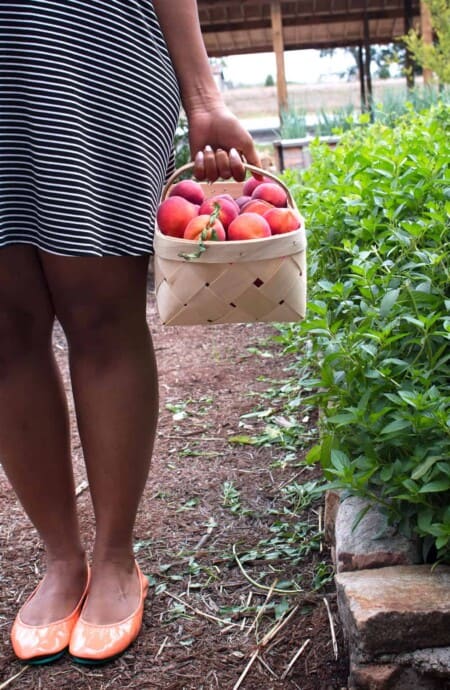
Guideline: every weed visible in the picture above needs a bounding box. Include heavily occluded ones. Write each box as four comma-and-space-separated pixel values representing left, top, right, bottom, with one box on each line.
312, 562, 335, 590
222, 480, 253, 516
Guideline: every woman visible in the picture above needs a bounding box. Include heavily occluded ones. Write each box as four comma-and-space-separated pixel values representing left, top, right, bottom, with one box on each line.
0, 0, 260, 665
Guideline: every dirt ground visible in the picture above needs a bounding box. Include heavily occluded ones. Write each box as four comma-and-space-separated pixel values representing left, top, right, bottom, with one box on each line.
0, 282, 349, 690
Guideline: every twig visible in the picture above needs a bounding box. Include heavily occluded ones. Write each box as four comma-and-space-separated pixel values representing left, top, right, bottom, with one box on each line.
245, 578, 278, 637
281, 639, 311, 680
156, 635, 169, 658
323, 597, 338, 659
164, 591, 240, 628
219, 623, 236, 634
266, 634, 288, 654
0, 666, 28, 689
259, 605, 299, 646
240, 590, 253, 631
257, 655, 278, 679
278, 467, 308, 489
232, 544, 302, 595
318, 505, 323, 552
75, 479, 89, 497
232, 648, 260, 690
234, 605, 300, 688
193, 525, 215, 551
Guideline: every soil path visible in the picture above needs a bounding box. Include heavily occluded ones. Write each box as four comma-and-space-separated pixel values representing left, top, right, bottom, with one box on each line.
0, 286, 348, 690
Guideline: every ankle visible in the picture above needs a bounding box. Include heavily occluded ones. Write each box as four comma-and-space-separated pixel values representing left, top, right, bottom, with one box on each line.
45, 547, 87, 568
92, 545, 135, 567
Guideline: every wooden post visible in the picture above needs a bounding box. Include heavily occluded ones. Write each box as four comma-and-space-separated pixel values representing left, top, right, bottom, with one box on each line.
271, 0, 288, 122
420, 0, 433, 83
358, 44, 367, 111
404, 0, 415, 89
363, 4, 373, 119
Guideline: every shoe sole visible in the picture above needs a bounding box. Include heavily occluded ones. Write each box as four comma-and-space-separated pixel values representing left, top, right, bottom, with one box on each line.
70, 649, 127, 666
22, 649, 66, 665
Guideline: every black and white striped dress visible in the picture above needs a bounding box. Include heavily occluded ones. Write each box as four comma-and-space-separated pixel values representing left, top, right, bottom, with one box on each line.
0, 0, 181, 256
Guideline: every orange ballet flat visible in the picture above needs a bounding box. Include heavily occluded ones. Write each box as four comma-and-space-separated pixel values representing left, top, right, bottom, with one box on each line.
69, 561, 149, 665
11, 566, 91, 665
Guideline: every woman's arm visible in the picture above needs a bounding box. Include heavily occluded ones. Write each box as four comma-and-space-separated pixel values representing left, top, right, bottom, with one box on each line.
152, 0, 260, 180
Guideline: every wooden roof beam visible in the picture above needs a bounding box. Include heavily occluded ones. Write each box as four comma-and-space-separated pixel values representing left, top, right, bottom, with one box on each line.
205, 34, 401, 57
200, 8, 414, 33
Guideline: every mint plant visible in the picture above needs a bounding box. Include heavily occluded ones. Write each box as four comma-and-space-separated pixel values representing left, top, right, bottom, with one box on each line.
279, 104, 450, 563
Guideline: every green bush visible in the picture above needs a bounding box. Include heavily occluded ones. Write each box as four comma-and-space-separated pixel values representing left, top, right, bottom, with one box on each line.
373, 85, 450, 126
174, 115, 191, 170
315, 104, 355, 136
279, 104, 450, 563
280, 106, 308, 139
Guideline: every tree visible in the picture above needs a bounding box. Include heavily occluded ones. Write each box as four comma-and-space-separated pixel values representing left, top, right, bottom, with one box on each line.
403, 0, 450, 83
320, 44, 407, 81
265, 74, 275, 87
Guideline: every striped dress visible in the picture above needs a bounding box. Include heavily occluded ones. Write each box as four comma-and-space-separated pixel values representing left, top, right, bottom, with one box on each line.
0, 0, 181, 256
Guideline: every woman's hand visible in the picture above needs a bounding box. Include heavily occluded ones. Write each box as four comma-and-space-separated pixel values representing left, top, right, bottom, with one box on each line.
187, 104, 261, 182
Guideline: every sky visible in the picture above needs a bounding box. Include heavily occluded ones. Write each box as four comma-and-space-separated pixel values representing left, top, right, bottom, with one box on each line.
223, 48, 357, 86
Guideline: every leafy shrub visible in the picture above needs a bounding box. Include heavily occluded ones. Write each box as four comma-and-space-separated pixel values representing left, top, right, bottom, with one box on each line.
173, 115, 191, 170
403, 0, 450, 84
280, 106, 308, 139
315, 104, 355, 136
373, 84, 450, 126
279, 104, 450, 563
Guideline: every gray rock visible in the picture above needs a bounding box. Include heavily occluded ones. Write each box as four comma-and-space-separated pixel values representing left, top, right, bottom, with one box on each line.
324, 488, 341, 547
336, 565, 450, 657
378, 646, 450, 679
335, 496, 422, 573
349, 662, 450, 689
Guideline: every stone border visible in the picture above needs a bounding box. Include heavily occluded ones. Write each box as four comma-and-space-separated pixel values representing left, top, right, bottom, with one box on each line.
325, 491, 450, 689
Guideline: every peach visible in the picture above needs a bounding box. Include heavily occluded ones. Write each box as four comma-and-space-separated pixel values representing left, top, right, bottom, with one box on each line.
217, 194, 240, 212
228, 212, 272, 240
199, 197, 238, 230
235, 195, 252, 209
264, 207, 302, 234
169, 179, 205, 205
157, 196, 199, 238
183, 214, 226, 241
252, 182, 287, 207
240, 199, 274, 216
242, 175, 271, 197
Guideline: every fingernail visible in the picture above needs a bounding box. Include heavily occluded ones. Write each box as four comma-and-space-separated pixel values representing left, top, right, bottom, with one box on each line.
195, 151, 204, 162
204, 145, 213, 152
229, 147, 240, 157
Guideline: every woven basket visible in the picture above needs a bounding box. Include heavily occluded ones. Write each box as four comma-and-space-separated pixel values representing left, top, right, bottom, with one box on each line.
154, 163, 307, 326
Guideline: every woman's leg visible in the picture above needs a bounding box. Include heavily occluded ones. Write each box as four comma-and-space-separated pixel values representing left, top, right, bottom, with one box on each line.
0, 246, 86, 625
40, 253, 158, 624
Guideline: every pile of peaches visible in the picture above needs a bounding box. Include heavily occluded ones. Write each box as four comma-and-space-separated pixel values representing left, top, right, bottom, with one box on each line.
157, 176, 303, 242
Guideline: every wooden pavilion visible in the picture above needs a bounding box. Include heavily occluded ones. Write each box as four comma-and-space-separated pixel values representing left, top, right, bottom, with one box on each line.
197, 0, 432, 114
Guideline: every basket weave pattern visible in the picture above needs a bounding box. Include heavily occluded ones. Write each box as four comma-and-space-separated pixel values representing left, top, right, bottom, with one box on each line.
154, 165, 307, 326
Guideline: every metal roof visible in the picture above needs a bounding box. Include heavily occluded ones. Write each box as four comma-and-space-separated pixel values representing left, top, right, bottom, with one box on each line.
198, 0, 421, 56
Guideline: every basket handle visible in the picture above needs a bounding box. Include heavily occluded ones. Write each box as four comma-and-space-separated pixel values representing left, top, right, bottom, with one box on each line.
161, 161, 296, 209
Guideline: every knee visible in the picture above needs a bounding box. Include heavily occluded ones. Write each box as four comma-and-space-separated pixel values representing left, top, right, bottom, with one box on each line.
58, 300, 145, 364
0, 307, 52, 372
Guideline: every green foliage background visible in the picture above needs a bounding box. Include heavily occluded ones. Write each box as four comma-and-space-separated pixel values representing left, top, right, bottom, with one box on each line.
404, 0, 450, 84
279, 104, 450, 562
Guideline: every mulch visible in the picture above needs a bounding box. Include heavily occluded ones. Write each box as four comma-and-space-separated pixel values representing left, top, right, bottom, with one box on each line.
0, 282, 349, 690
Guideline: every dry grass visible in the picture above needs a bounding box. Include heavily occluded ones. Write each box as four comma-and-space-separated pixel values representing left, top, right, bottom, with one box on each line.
223, 77, 418, 119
